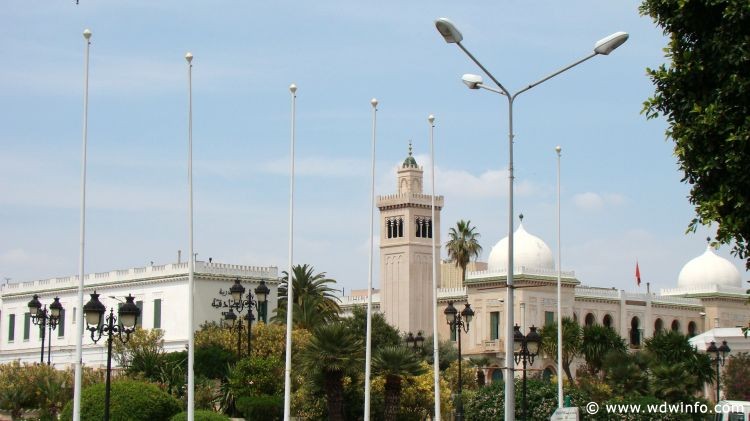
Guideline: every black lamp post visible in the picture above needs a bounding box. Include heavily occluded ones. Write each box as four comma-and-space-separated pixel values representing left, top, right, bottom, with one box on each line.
223, 278, 268, 357
513, 325, 542, 421
27, 295, 64, 365
405, 331, 425, 352
444, 301, 474, 421
83, 291, 140, 421
706, 340, 731, 403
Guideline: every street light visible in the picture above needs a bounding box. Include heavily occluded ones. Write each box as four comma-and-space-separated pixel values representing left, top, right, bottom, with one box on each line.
27, 295, 65, 365
434, 17, 627, 419
83, 291, 140, 421
706, 340, 731, 402
513, 325, 542, 421
444, 301, 474, 421
405, 331, 425, 352
222, 278, 267, 357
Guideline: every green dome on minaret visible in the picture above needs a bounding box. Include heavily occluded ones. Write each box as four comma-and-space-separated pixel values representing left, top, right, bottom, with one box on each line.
402, 141, 418, 168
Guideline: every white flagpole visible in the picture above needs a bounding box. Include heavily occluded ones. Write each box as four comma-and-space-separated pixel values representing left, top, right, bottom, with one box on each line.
73, 28, 92, 421
185, 51, 195, 421
429, 114, 441, 421
364, 97, 378, 421
556, 145, 563, 409
283, 83, 297, 421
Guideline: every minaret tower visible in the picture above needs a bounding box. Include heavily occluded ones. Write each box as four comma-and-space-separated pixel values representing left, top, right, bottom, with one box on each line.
377, 142, 444, 335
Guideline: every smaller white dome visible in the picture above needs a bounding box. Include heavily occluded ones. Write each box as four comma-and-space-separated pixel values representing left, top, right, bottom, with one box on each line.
488, 223, 555, 272
677, 245, 742, 289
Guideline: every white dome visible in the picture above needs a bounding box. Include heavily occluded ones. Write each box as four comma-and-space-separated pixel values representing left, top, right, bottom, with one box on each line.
488, 223, 555, 272
677, 245, 742, 288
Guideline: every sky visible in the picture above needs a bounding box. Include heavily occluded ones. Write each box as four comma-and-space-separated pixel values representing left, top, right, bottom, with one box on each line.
1, 1, 747, 295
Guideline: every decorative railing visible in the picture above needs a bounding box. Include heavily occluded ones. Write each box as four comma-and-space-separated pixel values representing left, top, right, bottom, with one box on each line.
468, 267, 576, 279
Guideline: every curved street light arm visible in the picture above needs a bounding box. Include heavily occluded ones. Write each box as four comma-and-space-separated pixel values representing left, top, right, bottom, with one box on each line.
455, 42, 510, 97
513, 52, 597, 100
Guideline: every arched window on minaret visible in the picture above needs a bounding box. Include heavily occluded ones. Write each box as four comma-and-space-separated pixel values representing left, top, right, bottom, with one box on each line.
427, 219, 432, 238
416, 217, 422, 237
398, 218, 404, 237
387, 219, 393, 239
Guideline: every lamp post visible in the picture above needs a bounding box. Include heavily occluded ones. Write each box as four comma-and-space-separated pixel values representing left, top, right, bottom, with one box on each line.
434, 18, 628, 420
444, 301, 474, 421
513, 325, 542, 421
27, 295, 64, 365
405, 331, 425, 352
83, 292, 140, 421
223, 278, 268, 356
706, 340, 730, 402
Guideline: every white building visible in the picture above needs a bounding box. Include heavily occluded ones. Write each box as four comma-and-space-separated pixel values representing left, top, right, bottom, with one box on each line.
0, 260, 279, 367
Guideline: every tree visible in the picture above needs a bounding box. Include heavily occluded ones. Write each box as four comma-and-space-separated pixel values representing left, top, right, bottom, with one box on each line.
299, 322, 363, 421
644, 330, 713, 392
540, 317, 582, 382
273, 264, 341, 327
640, 0, 750, 268
445, 220, 483, 285
581, 324, 627, 376
112, 328, 165, 380
602, 350, 651, 397
372, 346, 427, 420
723, 352, 750, 401
339, 306, 401, 351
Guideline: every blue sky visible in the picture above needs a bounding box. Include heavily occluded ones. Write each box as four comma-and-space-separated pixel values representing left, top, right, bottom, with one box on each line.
1, 1, 746, 294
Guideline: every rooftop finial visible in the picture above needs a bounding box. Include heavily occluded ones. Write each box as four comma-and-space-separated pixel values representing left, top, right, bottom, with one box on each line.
408, 140, 413, 157
519, 213, 524, 222
402, 141, 418, 168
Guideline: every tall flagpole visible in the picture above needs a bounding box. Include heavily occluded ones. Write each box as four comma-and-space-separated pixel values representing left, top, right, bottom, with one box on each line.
283, 83, 297, 421
73, 28, 92, 421
429, 114, 441, 421
555, 145, 563, 409
185, 51, 195, 421
364, 97, 378, 421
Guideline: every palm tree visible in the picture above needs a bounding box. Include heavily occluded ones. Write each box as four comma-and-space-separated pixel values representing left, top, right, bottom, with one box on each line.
540, 317, 582, 382
581, 324, 626, 376
299, 323, 363, 421
273, 264, 340, 327
468, 356, 491, 387
372, 346, 427, 421
445, 220, 483, 285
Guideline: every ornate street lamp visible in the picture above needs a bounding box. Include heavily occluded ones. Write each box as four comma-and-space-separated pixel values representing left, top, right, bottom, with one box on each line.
405, 331, 425, 352
83, 291, 140, 421
444, 301, 474, 421
706, 340, 731, 402
513, 325, 542, 421
222, 278, 267, 357
28, 294, 65, 365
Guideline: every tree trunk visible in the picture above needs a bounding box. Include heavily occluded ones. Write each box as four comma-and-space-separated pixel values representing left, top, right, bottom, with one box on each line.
563, 358, 574, 383
383, 375, 402, 421
324, 371, 345, 421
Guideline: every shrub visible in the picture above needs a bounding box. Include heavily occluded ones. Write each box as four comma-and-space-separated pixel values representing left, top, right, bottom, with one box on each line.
60, 379, 181, 421
170, 409, 230, 421
228, 355, 284, 397
236, 395, 283, 421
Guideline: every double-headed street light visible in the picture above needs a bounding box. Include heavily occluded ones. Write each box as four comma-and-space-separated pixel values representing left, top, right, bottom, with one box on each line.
83, 291, 141, 421
513, 325, 542, 421
434, 17, 628, 419
444, 301, 474, 421
706, 340, 731, 402
405, 331, 425, 352
28, 295, 65, 365
223, 278, 269, 357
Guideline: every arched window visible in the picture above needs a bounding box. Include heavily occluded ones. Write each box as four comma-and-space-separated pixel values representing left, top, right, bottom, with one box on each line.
398, 218, 403, 237
688, 321, 697, 337
585, 313, 596, 327
427, 219, 432, 238
603, 314, 613, 329
630, 317, 641, 347
416, 218, 422, 237
654, 318, 664, 333
573, 313, 578, 323
543, 367, 554, 383
491, 368, 503, 384
671, 320, 680, 332
387, 219, 393, 239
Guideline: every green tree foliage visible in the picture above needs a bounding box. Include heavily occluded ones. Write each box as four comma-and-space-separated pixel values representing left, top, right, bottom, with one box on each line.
640, 0, 750, 267
371, 361, 453, 421
372, 346, 427, 420
722, 352, 750, 401
540, 317, 582, 382
445, 220, 483, 285
0, 362, 81, 421
60, 380, 181, 421
340, 306, 401, 351
228, 355, 284, 398
644, 330, 713, 399
170, 409, 231, 421
235, 395, 283, 421
603, 350, 651, 397
112, 328, 165, 379
421, 335, 458, 371
274, 264, 341, 328
581, 324, 627, 375
299, 322, 363, 421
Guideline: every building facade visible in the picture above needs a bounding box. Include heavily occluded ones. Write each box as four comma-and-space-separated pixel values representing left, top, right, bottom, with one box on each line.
0, 260, 278, 367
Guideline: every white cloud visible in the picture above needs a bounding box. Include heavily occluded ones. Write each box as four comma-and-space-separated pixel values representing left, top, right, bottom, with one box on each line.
572, 192, 627, 211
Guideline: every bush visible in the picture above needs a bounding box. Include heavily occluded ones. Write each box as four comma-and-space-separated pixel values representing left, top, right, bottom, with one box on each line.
228, 355, 284, 397
236, 395, 283, 421
170, 409, 230, 421
60, 379, 181, 421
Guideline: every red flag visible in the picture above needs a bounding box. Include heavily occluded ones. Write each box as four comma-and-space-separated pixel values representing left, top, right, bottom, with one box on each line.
635, 261, 641, 286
